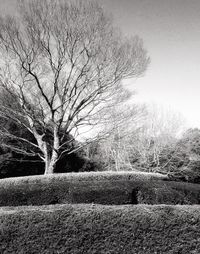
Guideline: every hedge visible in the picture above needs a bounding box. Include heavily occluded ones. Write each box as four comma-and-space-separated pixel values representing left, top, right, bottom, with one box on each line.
0, 172, 199, 206
0, 204, 199, 253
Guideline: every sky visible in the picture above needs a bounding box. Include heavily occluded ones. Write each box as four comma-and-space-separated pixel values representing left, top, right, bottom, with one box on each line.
101, 0, 200, 128
0, 0, 200, 128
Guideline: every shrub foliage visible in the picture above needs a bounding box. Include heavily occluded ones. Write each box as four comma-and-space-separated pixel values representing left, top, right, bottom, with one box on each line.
0, 204, 199, 254
0, 172, 199, 206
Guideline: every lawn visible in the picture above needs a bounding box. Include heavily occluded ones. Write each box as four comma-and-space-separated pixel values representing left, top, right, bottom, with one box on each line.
0, 171, 199, 206
0, 204, 199, 254
0, 171, 199, 253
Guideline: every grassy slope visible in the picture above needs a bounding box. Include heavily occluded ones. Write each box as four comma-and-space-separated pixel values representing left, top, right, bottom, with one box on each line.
0, 171, 199, 206
0, 204, 199, 254
0, 170, 167, 183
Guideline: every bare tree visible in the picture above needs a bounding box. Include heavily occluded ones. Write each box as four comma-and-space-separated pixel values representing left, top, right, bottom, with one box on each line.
86, 102, 146, 171
91, 103, 186, 172
133, 104, 186, 171
0, 0, 149, 174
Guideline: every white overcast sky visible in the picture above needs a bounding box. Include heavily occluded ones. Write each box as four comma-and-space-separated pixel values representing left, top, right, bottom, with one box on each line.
1, 0, 200, 127
101, 0, 200, 128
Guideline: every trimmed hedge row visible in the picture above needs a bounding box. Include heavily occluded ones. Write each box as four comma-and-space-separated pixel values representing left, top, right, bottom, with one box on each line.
0, 170, 167, 183
0, 172, 199, 206
0, 204, 199, 253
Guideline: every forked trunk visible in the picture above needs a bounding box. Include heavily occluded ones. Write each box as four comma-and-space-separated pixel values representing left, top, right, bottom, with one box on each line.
37, 125, 60, 175
44, 133, 59, 174
44, 159, 54, 174
44, 154, 58, 174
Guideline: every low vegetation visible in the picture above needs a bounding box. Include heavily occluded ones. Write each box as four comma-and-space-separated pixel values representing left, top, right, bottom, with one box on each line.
0, 0, 199, 253
0, 172, 199, 206
0, 204, 199, 254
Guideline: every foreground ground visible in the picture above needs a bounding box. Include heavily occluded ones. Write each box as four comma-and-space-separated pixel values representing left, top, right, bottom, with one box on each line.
0, 204, 199, 254
0, 171, 199, 253
0, 171, 199, 206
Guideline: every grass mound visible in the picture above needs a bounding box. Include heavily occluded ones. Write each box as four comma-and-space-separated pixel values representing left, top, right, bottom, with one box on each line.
0, 171, 199, 206
0, 204, 199, 253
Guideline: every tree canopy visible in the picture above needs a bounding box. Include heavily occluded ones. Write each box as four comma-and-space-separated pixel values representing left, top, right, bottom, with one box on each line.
0, 0, 149, 174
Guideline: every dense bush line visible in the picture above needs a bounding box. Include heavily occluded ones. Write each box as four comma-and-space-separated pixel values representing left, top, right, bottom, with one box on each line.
0, 204, 199, 254
0, 172, 199, 206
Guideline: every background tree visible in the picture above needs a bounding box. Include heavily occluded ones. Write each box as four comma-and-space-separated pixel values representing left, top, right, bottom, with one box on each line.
94, 103, 146, 171
0, 0, 149, 174
132, 104, 186, 171
87, 103, 186, 172
164, 128, 200, 183
85, 100, 146, 171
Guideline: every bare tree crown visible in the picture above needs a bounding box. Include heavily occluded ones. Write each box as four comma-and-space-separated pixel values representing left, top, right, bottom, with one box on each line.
0, 0, 149, 173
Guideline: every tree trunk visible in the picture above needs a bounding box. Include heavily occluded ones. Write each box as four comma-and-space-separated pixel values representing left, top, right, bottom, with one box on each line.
44, 163, 55, 174
44, 151, 58, 174
44, 158, 54, 174
44, 126, 59, 174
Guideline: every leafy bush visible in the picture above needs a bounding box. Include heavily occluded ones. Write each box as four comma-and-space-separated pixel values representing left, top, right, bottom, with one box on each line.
137, 181, 200, 205
0, 204, 199, 253
0, 172, 199, 206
